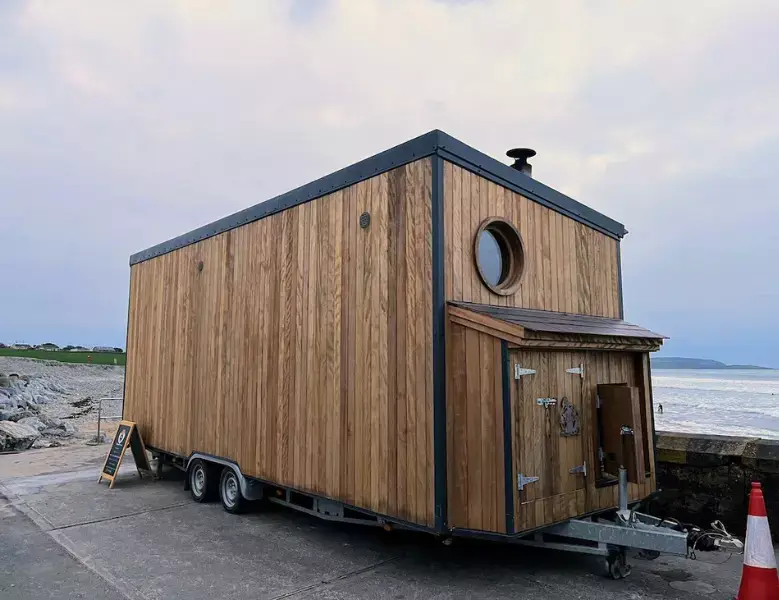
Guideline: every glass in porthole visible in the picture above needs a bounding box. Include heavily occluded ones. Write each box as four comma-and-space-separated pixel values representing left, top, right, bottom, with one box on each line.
478, 229, 504, 286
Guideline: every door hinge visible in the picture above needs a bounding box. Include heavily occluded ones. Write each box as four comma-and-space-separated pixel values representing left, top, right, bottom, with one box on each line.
569, 461, 587, 477
515, 364, 536, 379
566, 363, 584, 379
536, 397, 557, 408
517, 473, 539, 491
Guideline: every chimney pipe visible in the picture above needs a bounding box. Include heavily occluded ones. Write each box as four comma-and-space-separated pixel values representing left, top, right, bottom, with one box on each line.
507, 148, 536, 177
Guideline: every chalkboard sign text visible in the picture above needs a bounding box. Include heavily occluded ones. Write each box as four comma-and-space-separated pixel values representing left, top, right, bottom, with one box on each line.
98, 420, 152, 488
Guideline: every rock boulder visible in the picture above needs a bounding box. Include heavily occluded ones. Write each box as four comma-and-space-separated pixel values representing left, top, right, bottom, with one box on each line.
32, 438, 60, 449
42, 421, 76, 438
0, 420, 41, 451
40, 414, 63, 428
2, 408, 35, 422
17, 416, 47, 432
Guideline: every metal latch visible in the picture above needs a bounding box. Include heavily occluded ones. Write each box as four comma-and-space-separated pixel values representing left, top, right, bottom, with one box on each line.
515, 365, 536, 379
569, 462, 587, 477
566, 363, 584, 379
536, 397, 557, 408
517, 473, 539, 491
620, 426, 634, 436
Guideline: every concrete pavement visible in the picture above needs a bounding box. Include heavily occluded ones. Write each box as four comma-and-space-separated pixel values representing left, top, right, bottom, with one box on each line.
1, 496, 126, 599
0, 446, 750, 599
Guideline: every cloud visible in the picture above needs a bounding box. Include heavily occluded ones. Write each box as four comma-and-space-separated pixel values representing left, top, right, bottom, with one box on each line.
1, 0, 777, 365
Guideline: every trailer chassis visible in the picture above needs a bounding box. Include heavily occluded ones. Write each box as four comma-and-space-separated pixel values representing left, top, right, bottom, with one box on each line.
151, 449, 743, 579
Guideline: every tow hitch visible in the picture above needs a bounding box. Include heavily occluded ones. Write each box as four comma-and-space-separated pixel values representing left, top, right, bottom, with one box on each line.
511, 467, 744, 579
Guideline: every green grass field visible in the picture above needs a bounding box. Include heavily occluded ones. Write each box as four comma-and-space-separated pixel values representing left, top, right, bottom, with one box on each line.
0, 348, 126, 366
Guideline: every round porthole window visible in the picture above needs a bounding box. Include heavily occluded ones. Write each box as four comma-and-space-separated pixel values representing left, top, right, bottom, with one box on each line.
473, 217, 525, 295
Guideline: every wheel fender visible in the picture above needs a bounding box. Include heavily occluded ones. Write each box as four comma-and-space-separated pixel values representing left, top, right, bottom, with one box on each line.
185, 453, 263, 501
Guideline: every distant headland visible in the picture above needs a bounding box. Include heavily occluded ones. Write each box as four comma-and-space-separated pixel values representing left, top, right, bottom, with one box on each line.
651, 356, 772, 370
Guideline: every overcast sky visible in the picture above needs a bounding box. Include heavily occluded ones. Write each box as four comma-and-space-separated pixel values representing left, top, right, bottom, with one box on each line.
1, 0, 777, 366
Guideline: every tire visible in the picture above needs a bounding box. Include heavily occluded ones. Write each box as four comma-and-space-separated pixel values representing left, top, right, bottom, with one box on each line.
219, 466, 246, 514
606, 549, 632, 579
189, 459, 217, 502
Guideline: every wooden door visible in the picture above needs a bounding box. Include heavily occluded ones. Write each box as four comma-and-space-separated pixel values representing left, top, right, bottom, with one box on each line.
511, 350, 588, 531
597, 384, 646, 483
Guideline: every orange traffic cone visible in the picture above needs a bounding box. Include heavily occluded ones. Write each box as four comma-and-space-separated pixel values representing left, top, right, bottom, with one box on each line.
737, 482, 779, 600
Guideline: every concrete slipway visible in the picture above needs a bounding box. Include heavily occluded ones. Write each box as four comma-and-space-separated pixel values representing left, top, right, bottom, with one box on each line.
0, 446, 756, 599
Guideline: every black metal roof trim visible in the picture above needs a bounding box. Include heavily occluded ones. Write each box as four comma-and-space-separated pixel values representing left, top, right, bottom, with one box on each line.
434, 131, 627, 240
130, 129, 626, 265
452, 302, 666, 340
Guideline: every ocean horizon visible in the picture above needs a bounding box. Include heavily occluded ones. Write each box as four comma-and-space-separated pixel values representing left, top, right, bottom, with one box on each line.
652, 368, 779, 439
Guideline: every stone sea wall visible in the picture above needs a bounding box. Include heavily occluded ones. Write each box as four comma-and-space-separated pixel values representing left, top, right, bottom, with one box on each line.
653, 432, 779, 539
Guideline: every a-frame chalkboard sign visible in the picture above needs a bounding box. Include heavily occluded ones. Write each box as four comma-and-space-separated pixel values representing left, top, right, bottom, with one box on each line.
98, 420, 152, 488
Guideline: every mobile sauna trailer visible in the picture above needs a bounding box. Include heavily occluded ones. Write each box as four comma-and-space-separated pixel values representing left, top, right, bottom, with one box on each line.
124, 130, 736, 576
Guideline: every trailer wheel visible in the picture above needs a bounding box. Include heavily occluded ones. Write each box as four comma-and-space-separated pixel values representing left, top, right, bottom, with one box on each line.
189, 459, 216, 502
219, 467, 246, 514
606, 548, 632, 580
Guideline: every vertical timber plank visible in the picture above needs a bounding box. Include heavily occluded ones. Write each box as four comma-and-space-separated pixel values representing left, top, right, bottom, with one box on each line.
394, 169, 408, 520
423, 158, 434, 525
464, 327, 482, 530
480, 333, 496, 530
452, 164, 463, 302
386, 170, 398, 516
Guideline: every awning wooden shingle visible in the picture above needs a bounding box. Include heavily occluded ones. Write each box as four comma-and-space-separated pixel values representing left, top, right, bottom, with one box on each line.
448, 302, 666, 351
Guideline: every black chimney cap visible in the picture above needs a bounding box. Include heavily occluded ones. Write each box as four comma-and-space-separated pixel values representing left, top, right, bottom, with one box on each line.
506, 148, 536, 174
506, 148, 536, 161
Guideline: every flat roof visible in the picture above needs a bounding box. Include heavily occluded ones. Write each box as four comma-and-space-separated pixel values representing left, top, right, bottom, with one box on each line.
130, 130, 627, 266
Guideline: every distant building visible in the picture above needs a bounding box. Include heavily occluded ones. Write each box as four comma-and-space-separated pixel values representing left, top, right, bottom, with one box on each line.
36, 343, 60, 351
0, 342, 7, 349
92, 346, 116, 353
10, 343, 32, 350
69, 346, 90, 352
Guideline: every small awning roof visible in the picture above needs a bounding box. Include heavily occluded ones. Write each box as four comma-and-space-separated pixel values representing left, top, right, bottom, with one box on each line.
449, 302, 666, 340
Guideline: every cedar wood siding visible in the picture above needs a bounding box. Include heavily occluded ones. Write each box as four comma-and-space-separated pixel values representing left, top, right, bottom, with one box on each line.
124, 158, 434, 527
510, 349, 656, 532
445, 323, 506, 533
446, 335, 657, 534
443, 161, 621, 317
443, 162, 655, 534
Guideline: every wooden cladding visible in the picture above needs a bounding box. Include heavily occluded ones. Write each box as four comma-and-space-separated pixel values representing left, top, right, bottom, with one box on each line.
124, 142, 649, 537
510, 349, 655, 532
446, 310, 656, 534
443, 162, 621, 318
511, 349, 587, 531
446, 323, 506, 533
124, 158, 434, 526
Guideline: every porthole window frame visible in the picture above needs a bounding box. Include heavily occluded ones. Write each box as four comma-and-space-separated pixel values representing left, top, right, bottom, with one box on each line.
473, 217, 526, 296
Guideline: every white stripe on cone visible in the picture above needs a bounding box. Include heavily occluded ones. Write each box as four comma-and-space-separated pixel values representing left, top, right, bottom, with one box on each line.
745, 515, 777, 569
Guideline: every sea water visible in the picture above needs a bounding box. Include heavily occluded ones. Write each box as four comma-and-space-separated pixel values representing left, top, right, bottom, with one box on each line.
652, 369, 779, 439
